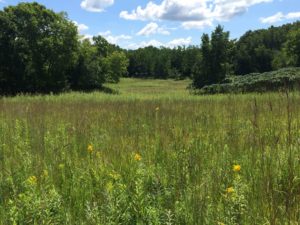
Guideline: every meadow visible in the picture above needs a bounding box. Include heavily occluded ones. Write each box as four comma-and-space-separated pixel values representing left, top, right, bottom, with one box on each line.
1, 78, 300, 224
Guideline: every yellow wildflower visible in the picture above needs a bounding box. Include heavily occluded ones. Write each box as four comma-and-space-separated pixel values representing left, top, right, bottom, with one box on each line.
218, 222, 225, 225
87, 144, 94, 154
27, 176, 37, 186
134, 153, 142, 161
226, 187, 234, 194
233, 164, 241, 172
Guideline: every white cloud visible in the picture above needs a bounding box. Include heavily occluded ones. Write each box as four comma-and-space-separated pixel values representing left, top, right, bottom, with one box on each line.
81, 0, 114, 12
137, 22, 170, 36
260, 11, 300, 24
73, 21, 89, 33
120, 0, 273, 29
127, 37, 192, 49
212, 0, 272, 21
182, 20, 213, 29
167, 37, 192, 48
98, 31, 132, 44
120, 0, 210, 21
286, 12, 300, 20
260, 12, 284, 23
127, 40, 164, 49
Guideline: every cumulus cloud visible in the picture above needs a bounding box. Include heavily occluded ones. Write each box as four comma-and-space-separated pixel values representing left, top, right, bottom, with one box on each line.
212, 0, 272, 21
73, 21, 89, 33
98, 31, 132, 44
120, 0, 273, 29
127, 37, 192, 49
181, 20, 213, 30
137, 22, 170, 36
260, 11, 300, 24
167, 37, 192, 48
120, 0, 209, 21
81, 0, 114, 12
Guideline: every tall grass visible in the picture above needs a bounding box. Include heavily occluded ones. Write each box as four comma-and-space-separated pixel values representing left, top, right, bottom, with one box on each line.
1, 78, 300, 224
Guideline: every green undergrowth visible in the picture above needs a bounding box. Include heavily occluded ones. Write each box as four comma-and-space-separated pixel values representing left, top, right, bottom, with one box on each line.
1, 79, 300, 224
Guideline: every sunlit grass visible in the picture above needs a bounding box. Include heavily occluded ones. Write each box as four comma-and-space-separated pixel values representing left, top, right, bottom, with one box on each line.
1, 79, 300, 224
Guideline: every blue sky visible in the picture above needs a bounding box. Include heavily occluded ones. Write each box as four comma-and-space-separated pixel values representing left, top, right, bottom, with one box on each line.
1, 0, 300, 49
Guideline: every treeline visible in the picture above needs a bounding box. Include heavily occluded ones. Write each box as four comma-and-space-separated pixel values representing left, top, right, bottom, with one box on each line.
127, 22, 300, 89
126, 46, 200, 79
0, 3, 128, 94
1, 2, 300, 94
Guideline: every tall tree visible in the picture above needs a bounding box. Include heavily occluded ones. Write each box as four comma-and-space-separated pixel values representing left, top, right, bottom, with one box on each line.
210, 25, 230, 83
70, 39, 105, 90
285, 28, 300, 66
0, 2, 78, 94
192, 34, 211, 88
105, 51, 129, 83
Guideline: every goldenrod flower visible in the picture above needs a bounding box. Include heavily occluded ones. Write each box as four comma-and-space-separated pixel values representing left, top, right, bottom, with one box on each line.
233, 164, 241, 172
87, 144, 94, 154
226, 187, 234, 194
27, 176, 37, 186
134, 153, 142, 161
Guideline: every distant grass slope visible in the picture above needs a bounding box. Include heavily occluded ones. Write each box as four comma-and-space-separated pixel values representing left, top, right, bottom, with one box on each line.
106, 78, 191, 97
199, 67, 300, 94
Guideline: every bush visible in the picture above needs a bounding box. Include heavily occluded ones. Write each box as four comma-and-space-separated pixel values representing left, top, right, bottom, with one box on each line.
197, 67, 300, 94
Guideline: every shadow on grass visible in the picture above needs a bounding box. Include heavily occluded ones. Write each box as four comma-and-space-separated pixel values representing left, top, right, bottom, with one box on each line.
0, 85, 120, 98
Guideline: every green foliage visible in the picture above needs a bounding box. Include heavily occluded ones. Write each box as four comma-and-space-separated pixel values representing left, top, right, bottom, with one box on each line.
105, 51, 129, 83
234, 22, 300, 75
285, 28, 300, 66
0, 2, 78, 94
192, 26, 231, 88
0, 3, 129, 95
198, 67, 300, 94
1, 79, 300, 224
70, 40, 106, 90
8, 185, 64, 225
127, 46, 199, 79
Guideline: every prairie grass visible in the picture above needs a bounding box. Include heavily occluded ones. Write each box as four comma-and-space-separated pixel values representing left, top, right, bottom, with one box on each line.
1, 78, 300, 224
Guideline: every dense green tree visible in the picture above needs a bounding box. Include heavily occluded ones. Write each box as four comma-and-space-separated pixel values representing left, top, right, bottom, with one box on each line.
0, 2, 78, 94
285, 28, 300, 66
70, 40, 105, 90
93, 35, 121, 57
192, 34, 211, 88
234, 21, 300, 75
210, 25, 230, 83
105, 51, 129, 83
1, 2, 300, 93
192, 26, 230, 88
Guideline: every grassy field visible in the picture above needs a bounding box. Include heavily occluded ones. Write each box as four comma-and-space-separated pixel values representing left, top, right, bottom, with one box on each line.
1, 78, 300, 224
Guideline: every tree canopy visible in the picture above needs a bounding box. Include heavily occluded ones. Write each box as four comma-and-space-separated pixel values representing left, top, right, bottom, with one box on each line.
1, 2, 300, 93
0, 2, 129, 94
